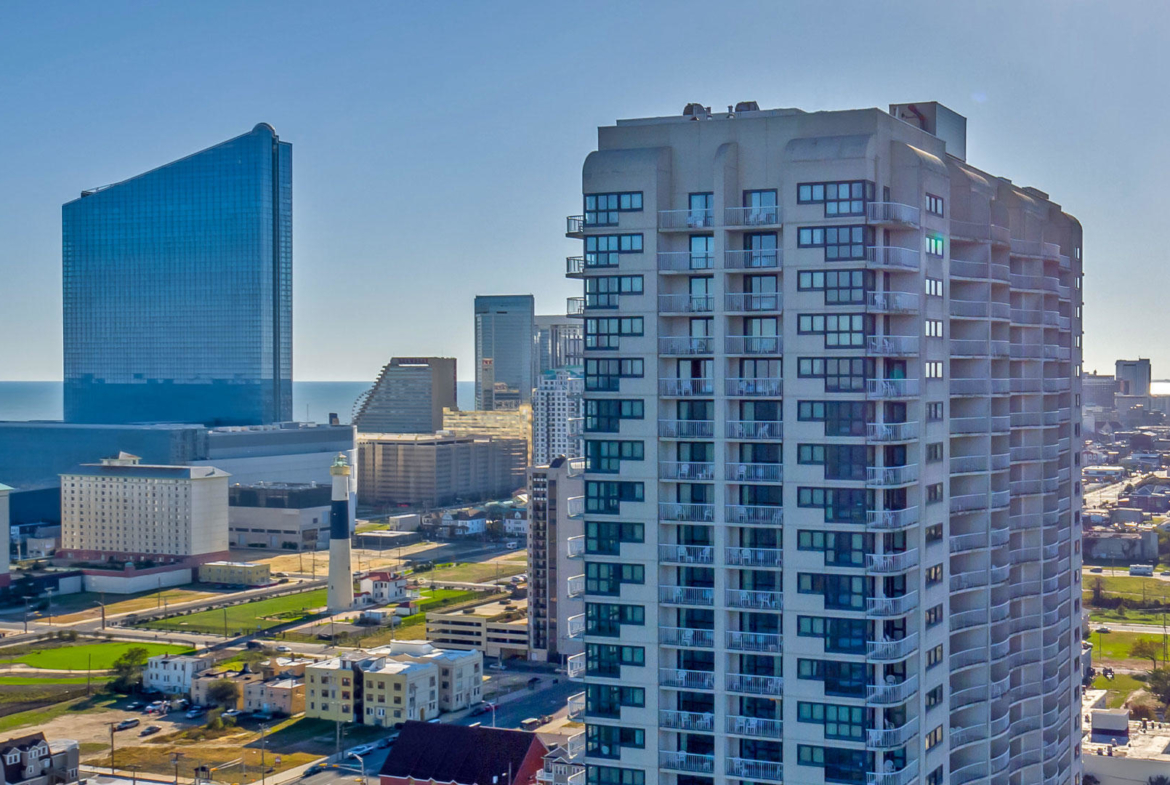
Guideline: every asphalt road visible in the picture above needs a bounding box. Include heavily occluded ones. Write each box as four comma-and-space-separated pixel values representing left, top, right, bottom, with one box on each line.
456, 678, 581, 730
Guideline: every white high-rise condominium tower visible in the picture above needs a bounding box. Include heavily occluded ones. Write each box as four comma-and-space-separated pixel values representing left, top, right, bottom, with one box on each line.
534, 367, 585, 466
565, 101, 1083, 785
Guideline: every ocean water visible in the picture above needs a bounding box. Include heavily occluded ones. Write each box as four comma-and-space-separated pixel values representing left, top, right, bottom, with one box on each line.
0, 381, 478, 424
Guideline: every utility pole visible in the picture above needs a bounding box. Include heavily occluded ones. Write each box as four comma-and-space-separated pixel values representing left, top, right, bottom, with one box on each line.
46, 588, 53, 627
108, 722, 116, 774
22, 598, 29, 634
87, 654, 92, 695
223, 607, 228, 639
170, 753, 183, 785
157, 576, 163, 609
260, 724, 268, 785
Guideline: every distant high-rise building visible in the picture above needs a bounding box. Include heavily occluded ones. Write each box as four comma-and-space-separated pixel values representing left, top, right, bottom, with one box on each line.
527, 456, 584, 666
1116, 358, 1152, 397
0, 483, 10, 587
1083, 373, 1119, 409
532, 367, 583, 466
63, 123, 292, 426
353, 357, 458, 434
566, 101, 1083, 785
475, 295, 535, 410
534, 315, 584, 376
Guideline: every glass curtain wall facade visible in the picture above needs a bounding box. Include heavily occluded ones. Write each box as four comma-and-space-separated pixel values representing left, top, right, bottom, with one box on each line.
63, 123, 292, 426
475, 294, 536, 410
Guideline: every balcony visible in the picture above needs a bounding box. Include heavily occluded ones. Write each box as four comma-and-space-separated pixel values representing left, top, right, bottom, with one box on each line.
725, 504, 784, 525
565, 256, 585, 278
866, 421, 918, 442
866, 378, 919, 399
659, 585, 714, 606
866, 716, 919, 749
725, 462, 783, 483
726, 758, 783, 782
566, 574, 585, 598
951, 493, 988, 513
658, 294, 714, 314
726, 630, 782, 653
726, 292, 782, 312
566, 296, 585, 317
567, 536, 584, 558
567, 688, 584, 715
567, 614, 584, 639
867, 201, 920, 226
659, 626, 715, 648
867, 335, 919, 357
726, 588, 783, 610
726, 377, 783, 396
658, 251, 715, 273
866, 246, 920, 271
725, 248, 782, 269
658, 502, 715, 523
727, 420, 782, 440
659, 378, 714, 396
658, 419, 714, 439
659, 752, 715, 775
659, 208, 715, 231
950, 219, 992, 242
866, 760, 918, 785
659, 709, 715, 732
866, 506, 918, 531
566, 654, 584, 681
725, 205, 781, 227
867, 291, 919, 313
726, 335, 783, 355
726, 672, 783, 696
865, 548, 919, 574
658, 544, 714, 565
659, 668, 715, 690
660, 461, 715, 481
725, 546, 782, 567
866, 591, 918, 617
1011, 238, 1044, 258
658, 336, 713, 356
566, 496, 584, 519
867, 674, 918, 705
867, 632, 918, 661
866, 464, 918, 487
566, 215, 585, 236
727, 715, 783, 739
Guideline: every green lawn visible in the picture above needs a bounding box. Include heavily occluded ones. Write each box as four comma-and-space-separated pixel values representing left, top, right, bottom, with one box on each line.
139, 588, 327, 635
426, 561, 525, 584
0, 694, 117, 734
0, 675, 110, 685
1084, 576, 1170, 603
1087, 629, 1170, 664
1092, 673, 1148, 708
0, 642, 191, 671
1089, 607, 1170, 626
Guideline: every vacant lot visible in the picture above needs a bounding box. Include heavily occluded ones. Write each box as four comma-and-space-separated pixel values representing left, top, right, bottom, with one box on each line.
1088, 630, 1170, 666
0, 693, 118, 735
425, 559, 526, 585
0, 641, 191, 672
53, 588, 216, 624
1092, 673, 1148, 709
1085, 576, 1170, 603
140, 589, 326, 635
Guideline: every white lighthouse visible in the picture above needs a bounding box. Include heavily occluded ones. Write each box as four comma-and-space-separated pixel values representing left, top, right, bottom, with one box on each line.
326, 453, 354, 613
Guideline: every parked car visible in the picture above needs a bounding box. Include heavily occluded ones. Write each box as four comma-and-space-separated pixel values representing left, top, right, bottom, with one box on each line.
469, 704, 490, 717
304, 765, 326, 777
222, 709, 243, 718
115, 719, 140, 731
1096, 626, 1112, 634
1089, 567, 1104, 573
376, 734, 397, 749
140, 725, 162, 737
276, 645, 292, 653
349, 744, 375, 757
186, 708, 206, 719
125, 701, 142, 710
246, 641, 264, 650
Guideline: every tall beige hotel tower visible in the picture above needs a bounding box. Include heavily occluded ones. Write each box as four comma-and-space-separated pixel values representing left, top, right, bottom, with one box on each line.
565, 102, 1083, 785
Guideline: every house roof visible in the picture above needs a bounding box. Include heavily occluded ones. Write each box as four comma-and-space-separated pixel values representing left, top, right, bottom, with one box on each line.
379, 721, 544, 785
0, 732, 49, 782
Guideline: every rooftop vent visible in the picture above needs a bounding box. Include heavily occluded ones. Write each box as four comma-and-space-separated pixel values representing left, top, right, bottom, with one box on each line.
734, 102, 760, 112
683, 103, 711, 120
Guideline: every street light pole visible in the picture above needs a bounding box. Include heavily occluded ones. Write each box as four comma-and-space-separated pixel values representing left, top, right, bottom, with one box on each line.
171, 753, 183, 785
260, 724, 268, 785
348, 753, 366, 785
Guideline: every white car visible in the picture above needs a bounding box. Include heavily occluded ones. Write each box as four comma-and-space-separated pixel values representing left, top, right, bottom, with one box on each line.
348, 744, 376, 757
222, 709, 243, 718
276, 645, 292, 653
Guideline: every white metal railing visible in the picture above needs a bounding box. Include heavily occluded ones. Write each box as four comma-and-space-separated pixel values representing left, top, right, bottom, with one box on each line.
658, 336, 713, 355
725, 205, 781, 226
866, 464, 918, 487
658, 294, 714, 313
659, 585, 714, 606
566, 691, 584, 717
725, 546, 782, 567
866, 716, 919, 749
867, 335, 919, 356
659, 461, 715, 481
866, 506, 918, 530
867, 291, 919, 313
865, 548, 919, 573
725, 462, 782, 482
566, 496, 584, 519
726, 377, 783, 396
567, 614, 584, 638
658, 502, 715, 523
866, 591, 918, 616
659, 751, 714, 774
566, 536, 584, 558
866, 421, 918, 442
659, 626, 714, 648
726, 715, 782, 739
659, 378, 714, 396
659, 709, 715, 732
566, 654, 584, 681
657, 251, 715, 272
566, 215, 585, 234
726, 630, 782, 653
726, 589, 783, 610
726, 292, 782, 311
658, 544, 714, 565
725, 504, 784, 525
726, 335, 783, 354
659, 669, 715, 690
866, 377, 919, 398
725, 249, 781, 269
867, 633, 918, 661
726, 673, 783, 695
658, 419, 714, 438
658, 208, 715, 230
566, 574, 584, 597
566, 296, 584, 316
867, 674, 918, 704
565, 256, 585, 276
867, 201, 920, 225
866, 761, 919, 785
727, 420, 782, 440
866, 245, 920, 271
726, 758, 783, 782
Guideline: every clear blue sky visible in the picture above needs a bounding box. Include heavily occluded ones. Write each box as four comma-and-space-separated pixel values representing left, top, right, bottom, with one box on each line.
0, 1, 1162, 381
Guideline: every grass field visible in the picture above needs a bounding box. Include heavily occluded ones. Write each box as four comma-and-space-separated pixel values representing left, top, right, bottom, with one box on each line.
54, 588, 216, 623
139, 589, 327, 635
426, 560, 525, 584
1089, 607, 1170, 626
1084, 576, 1170, 603
1087, 629, 1170, 665
0, 642, 191, 671
0, 694, 116, 734
0, 675, 111, 685
1092, 673, 1148, 708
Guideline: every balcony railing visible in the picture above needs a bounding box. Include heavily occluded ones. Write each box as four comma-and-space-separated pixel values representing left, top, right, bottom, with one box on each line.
659, 378, 714, 397
726, 758, 783, 782
867, 291, 919, 313
659, 461, 715, 481
659, 752, 714, 775
867, 674, 918, 705
567, 536, 584, 558
726, 377, 783, 396
866, 464, 918, 487
566, 215, 585, 235
867, 335, 919, 357
725, 546, 782, 567
566, 296, 585, 317
567, 688, 585, 714
566, 496, 584, 519
866, 716, 919, 749
659, 584, 714, 606
726, 335, 783, 355
726, 588, 783, 610
867, 201, 920, 225
725, 504, 784, 525
725, 462, 783, 482
866, 591, 918, 617
566, 654, 584, 681
658, 294, 714, 313
659, 419, 715, 439
866, 246, 920, 271
658, 208, 715, 231
726, 672, 783, 696
866, 506, 918, 531
867, 632, 918, 661
658, 544, 714, 565
726, 292, 782, 311
659, 709, 715, 732
866, 378, 919, 398
566, 574, 585, 598
727, 420, 782, 440
659, 668, 715, 690
726, 630, 782, 653
658, 336, 713, 356
726, 715, 783, 739
565, 256, 585, 277
657, 251, 715, 272
658, 502, 715, 523
865, 548, 919, 574
866, 421, 918, 442
659, 626, 715, 648
567, 614, 584, 639
866, 760, 918, 785
725, 205, 781, 227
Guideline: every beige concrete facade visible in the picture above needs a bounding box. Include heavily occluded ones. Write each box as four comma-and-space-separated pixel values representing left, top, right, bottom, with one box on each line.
243, 677, 304, 717
375, 640, 484, 712
426, 598, 529, 659
305, 650, 439, 727
198, 561, 270, 586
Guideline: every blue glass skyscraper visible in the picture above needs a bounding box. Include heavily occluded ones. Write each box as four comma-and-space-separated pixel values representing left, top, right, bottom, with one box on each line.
63, 123, 292, 426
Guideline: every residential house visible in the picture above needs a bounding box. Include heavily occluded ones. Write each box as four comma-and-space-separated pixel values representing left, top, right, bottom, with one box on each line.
378, 722, 547, 785
374, 640, 483, 712
144, 653, 214, 695
243, 677, 305, 717
357, 572, 408, 604
0, 734, 79, 785
190, 664, 264, 709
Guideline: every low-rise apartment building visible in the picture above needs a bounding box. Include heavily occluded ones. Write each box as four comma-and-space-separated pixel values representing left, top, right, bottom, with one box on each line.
243, 677, 304, 717
198, 561, 271, 587
0, 734, 79, 785
426, 599, 529, 660
143, 653, 214, 695
191, 666, 264, 709
377, 640, 483, 712
305, 651, 437, 727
